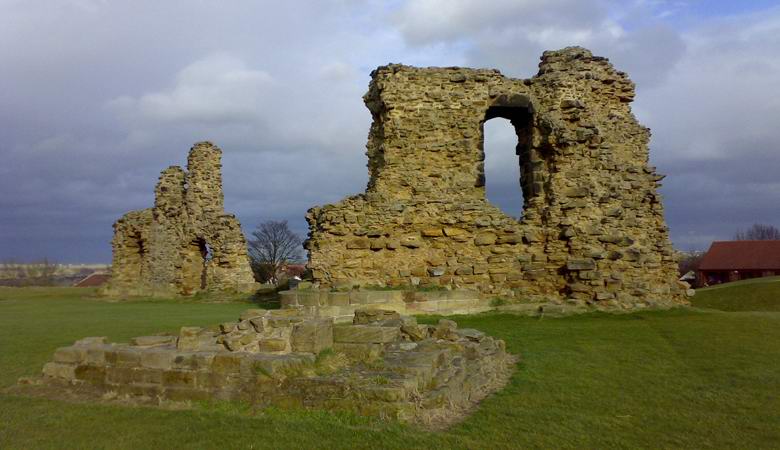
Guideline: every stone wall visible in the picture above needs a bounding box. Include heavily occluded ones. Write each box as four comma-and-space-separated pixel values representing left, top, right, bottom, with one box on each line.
306, 47, 688, 309
104, 142, 256, 297
280, 287, 492, 323
20, 308, 514, 426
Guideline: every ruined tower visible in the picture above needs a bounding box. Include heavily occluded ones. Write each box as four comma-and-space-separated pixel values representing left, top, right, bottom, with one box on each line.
305, 47, 688, 309
105, 142, 256, 297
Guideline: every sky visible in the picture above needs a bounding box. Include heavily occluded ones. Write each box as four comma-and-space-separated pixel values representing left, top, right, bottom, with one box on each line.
1, 0, 779, 263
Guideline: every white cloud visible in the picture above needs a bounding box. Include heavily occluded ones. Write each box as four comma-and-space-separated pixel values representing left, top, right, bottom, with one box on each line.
108, 54, 274, 125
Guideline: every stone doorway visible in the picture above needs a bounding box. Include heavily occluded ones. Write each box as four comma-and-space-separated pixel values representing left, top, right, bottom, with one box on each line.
124, 233, 146, 282
180, 237, 210, 294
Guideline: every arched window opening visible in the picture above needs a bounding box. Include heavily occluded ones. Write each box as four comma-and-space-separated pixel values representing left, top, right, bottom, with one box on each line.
482, 106, 531, 220
180, 237, 211, 294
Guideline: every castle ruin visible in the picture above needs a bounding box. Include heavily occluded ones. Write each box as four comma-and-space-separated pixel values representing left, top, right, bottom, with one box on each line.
104, 142, 256, 296
306, 47, 688, 308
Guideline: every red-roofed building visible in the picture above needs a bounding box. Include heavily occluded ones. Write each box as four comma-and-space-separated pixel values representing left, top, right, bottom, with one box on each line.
697, 241, 780, 286
73, 273, 111, 287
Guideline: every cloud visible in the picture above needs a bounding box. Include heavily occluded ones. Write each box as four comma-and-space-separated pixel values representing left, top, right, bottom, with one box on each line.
1, 0, 779, 263
108, 54, 274, 125
636, 8, 780, 248
393, 0, 686, 86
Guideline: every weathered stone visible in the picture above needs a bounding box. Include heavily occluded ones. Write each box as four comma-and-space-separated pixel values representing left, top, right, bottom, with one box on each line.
401, 235, 423, 248
177, 326, 203, 351
130, 336, 176, 347
103, 142, 256, 297
353, 308, 400, 324
239, 309, 267, 321
433, 319, 458, 340
474, 232, 498, 246
74, 337, 108, 346
566, 258, 596, 271
346, 238, 371, 249
457, 329, 485, 342
27, 309, 515, 428
333, 325, 400, 343
42, 362, 76, 379
220, 322, 238, 333
333, 342, 384, 360
53, 347, 85, 364
140, 349, 176, 370
304, 47, 687, 308
258, 339, 288, 353
421, 228, 444, 237
290, 319, 334, 353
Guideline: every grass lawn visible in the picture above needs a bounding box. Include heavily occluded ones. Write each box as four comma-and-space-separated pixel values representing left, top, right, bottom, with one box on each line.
1, 287, 778, 449
692, 276, 780, 311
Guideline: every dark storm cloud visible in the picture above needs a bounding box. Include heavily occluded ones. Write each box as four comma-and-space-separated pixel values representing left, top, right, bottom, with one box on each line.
1, 1, 779, 262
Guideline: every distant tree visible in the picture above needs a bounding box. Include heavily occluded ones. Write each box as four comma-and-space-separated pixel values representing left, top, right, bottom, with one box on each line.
678, 251, 705, 277
734, 223, 780, 240
0, 258, 58, 286
31, 258, 59, 286
247, 220, 303, 284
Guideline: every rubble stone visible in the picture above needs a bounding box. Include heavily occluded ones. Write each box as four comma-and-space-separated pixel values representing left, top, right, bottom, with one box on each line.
22, 308, 514, 428
103, 142, 256, 297
305, 47, 687, 309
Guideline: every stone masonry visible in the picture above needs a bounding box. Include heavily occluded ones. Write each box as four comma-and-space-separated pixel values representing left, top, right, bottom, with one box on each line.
104, 142, 256, 297
20, 308, 514, 426
306, 47, 688, 309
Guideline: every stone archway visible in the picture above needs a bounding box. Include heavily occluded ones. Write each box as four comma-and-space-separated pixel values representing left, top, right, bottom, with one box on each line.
180, 237, 210, 295
479, 101, 535, 220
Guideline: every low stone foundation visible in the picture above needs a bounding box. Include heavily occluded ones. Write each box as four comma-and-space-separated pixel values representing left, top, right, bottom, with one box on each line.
17, 308, 514, 427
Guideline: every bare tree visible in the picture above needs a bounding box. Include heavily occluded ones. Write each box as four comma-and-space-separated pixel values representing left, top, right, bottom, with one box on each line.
678, 251, 705, 277
734, 223, 780, 240
0, 258, 58, 286
247, 220, 303, 284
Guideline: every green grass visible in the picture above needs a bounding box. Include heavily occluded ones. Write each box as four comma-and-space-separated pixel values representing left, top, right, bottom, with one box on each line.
692, 276, 780, 311
1, 287, 779, 449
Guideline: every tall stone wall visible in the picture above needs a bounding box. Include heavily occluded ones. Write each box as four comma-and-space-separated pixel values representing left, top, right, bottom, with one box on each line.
306, 47, 688, 308
105, 142, 256, 297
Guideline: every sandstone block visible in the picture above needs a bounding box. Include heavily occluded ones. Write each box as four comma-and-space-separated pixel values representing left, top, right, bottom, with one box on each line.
443, 227, 467, 237
239, 309, 268, 321
131, 335, 176, 347
474, 232, 497, 246
347, 237, 371, 249
291, 319, 334, 353
74, 364, 106, 384
421, 228, 444, 237
140, 349, 176, 370
53, 347, 85, 364
496, 233, 521, 244
333, 325, 400, 344
401, 235, 422, 248
74, 337, 108, 346
353, 308, 400, 324
258, 338, 288, 353
333, 343, 384, 360
566, 258, 596, 271
42, 362, 76, 379
433, 319, 458, 340
212, 353, 243, 374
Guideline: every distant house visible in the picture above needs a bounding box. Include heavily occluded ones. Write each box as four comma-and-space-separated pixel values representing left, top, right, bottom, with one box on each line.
73, 273, 111, 288
697, 241, 780, 286
279, 264, 306, 279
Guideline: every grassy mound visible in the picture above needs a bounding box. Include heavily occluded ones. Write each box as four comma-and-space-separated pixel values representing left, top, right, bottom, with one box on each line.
1, 288, 778, 449
692, 276, 780, 312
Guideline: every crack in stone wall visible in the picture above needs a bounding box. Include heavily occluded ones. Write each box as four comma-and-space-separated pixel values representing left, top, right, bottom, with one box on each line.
305, 47, 688, 308
105, 142, 256, 297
